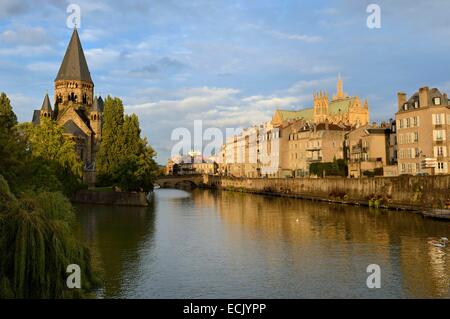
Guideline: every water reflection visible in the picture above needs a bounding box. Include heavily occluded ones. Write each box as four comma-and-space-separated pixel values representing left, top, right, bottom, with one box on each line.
75, 201, 156, 298
75, 189, 449, 298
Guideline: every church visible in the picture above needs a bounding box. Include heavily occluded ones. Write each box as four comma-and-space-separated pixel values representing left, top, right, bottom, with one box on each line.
272, 76, 370, 127
31, 28, 103, 176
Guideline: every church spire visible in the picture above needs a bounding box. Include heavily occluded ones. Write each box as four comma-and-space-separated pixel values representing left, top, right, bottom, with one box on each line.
55, 28, 93, 83
337, 73, 344, 99
41, 93, 52, 112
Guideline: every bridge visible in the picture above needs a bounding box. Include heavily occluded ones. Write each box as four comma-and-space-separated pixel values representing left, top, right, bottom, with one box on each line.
154, 174, 206, 188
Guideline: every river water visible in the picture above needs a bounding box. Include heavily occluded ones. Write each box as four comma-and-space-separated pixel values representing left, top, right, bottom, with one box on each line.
74, 188, 449, 298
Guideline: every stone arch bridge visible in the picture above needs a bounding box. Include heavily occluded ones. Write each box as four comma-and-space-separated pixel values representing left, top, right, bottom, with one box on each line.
155, 174, 207, 189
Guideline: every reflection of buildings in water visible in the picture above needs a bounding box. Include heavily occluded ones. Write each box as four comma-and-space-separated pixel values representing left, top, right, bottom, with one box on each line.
191, 190, 449, 298
399, 236, 449, 298
75, 202, 156, 298
428, 245, 449, 296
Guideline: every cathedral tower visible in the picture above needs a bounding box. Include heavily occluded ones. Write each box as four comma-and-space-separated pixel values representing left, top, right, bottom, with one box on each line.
54, 28, 94, 114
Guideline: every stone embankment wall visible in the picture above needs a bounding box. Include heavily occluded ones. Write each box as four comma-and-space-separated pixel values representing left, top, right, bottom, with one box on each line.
72, 190, 149, 207
203, 175, 450, 210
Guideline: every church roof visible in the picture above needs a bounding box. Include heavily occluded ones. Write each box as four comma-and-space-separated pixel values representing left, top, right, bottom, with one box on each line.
41, 93, 52, 112
275, 108, 314, 122
92, 96, 101, 112
63, 120, 87, 138
32, 110, 40, 125
97, 96, 104, 112
55, 28, 93, 83
329, 96, 356, 115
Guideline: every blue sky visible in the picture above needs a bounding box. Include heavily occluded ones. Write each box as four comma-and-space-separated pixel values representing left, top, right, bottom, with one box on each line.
1, 0, 450, 164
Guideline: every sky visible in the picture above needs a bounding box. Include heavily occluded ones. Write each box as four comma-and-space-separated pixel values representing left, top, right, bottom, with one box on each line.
1, 0, 450, 164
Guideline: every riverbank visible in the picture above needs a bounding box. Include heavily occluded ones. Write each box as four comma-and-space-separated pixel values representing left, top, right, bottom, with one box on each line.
71, 189, 149, 207
203, 175, 450, 219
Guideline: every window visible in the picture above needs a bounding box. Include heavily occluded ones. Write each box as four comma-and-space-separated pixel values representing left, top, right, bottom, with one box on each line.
433, 130, 446, 141
415, 148, 420, 158
403, 103, 408, 111
406, 118, 411, 128
413, 132, 419, 142
414, 101, 419, 108
434, 146, 447, 157
434, 97, 441, 105
413, 117, 418, 126
433, 113, 445, 125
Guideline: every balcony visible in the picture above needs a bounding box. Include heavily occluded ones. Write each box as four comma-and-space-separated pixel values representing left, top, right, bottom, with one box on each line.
306, 157, 323, 163
306, 145, 321, 151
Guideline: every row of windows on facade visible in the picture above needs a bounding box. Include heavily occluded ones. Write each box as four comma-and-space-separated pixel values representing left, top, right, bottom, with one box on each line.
400, 162, 448, 174
398, 146, 447, 159
290, 150, 328, 160
399, 130, 448, 144
55, 92, 91, 104
398, 113, 449, 129
402, 97, 443, 111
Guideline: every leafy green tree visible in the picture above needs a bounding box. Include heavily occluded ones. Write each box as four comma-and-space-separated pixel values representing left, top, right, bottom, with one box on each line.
0, 92, 17, 130
96, 97, 158, 191
96, 96, 125, 184
18, 119, 84, 195
0, 93, 28, 192
0, 175, 99, 298
0, 94, 98, 298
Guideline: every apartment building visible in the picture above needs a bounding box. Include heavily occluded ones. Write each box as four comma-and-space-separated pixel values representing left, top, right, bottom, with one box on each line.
345, 124, 391, 177
287, 121, 350, 177
396, 86, 450, 175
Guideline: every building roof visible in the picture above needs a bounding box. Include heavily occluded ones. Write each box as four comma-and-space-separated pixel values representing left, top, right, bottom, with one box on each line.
63, 120, 87, 138
328, 97, 356, 115
92, 96, 101, 112
41, 93, 52, 112
31, 110, 40, 125
274, 108, 314, 122
55, 28, 93, 83
97, 96, 104, 112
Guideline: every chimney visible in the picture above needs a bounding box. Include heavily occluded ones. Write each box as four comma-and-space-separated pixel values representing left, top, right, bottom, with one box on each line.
397, 92, 407, 111
419, 86, 429, 107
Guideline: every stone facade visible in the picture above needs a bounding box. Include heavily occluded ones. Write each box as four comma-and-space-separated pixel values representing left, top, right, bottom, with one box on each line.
345, 124, 391, 177
287, 121, 350, 177
396, 86, 450, 175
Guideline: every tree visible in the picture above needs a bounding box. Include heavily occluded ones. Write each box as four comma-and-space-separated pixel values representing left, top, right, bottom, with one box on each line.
0, 94, 98, 298
96, 97, 158, 191
96, 96, 125, 183
0, 92, 28, 192
18, 119, 84, 195
0, 92, 17, 130
0, 175, 99, 298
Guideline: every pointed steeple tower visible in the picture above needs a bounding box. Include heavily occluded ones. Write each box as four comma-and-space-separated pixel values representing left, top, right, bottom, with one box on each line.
40, 93, 53, 119
55, 28, 93, 83
333, 74, 346, 101
54, 28, 94, 111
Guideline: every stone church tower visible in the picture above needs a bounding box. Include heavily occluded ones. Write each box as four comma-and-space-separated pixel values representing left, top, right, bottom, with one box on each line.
32, 28, 103, 180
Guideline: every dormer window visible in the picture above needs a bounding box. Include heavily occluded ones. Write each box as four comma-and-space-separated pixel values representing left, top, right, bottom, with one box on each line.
414, 101, 419, 108
433, 97, 441, 105
403, 103, 408, 111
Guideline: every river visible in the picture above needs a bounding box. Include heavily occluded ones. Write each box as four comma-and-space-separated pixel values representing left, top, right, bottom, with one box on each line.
74, 188, 449, 298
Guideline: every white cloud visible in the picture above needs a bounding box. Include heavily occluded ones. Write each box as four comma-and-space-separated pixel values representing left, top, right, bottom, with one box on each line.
0, 26, 50, 46
26, 62, 59, 73
269, 30, 323, 43
84, 48, 121, 69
